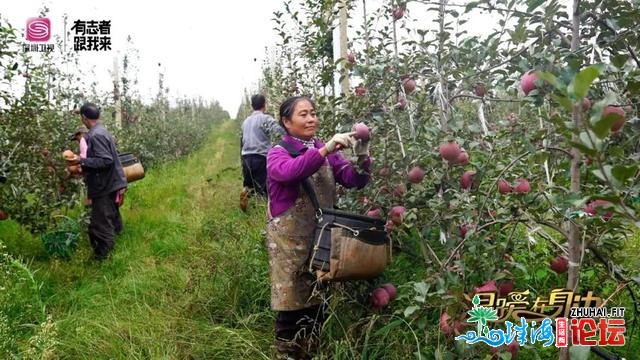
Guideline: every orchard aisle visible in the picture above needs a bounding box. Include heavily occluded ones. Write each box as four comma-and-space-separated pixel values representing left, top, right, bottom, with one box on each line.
17, 121, 273, 359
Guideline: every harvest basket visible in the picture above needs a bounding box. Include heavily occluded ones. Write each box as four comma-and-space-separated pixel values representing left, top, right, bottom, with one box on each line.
119, 153, 145, 183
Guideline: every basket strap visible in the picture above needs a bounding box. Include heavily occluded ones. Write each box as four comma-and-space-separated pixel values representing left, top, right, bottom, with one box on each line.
308, 221, 331, 273
278, 141, 321, 212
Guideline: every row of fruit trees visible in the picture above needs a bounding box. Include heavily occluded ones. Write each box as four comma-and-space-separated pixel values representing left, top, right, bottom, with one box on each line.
0, 13, 229, 234
0, 11, 230, 357
254, 0, 639, 358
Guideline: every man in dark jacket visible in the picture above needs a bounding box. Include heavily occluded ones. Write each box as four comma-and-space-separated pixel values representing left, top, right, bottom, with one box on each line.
69, 102, 127, 260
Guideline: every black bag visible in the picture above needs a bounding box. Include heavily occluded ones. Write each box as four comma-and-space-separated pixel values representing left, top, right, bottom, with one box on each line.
278, 141, 389, 282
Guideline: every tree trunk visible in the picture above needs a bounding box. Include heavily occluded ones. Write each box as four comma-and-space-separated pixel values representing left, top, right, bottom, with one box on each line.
339, 0, 350, 96
561, 1, 582, 359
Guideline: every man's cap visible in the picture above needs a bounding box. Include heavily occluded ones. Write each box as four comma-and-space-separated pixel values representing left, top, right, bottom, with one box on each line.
69, 125, 88, 140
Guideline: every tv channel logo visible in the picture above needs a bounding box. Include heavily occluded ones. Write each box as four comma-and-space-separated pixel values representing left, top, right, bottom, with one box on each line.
26, 17, 51, 42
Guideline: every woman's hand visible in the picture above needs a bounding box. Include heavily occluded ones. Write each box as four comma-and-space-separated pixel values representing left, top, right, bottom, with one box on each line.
321, 132, 356, 156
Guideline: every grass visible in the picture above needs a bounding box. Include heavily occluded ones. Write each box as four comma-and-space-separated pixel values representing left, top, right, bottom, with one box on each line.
1, 120, 639, 359
1, 120, 274, 359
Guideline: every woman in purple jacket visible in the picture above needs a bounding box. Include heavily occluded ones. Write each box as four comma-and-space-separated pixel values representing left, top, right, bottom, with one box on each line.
266, 96, 372, 359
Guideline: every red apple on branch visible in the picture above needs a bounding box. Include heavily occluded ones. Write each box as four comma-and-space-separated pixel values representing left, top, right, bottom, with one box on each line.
549, 255, 569, 274
584, 199, 614, 220
389, 206, 406, 225
603, 105, 625, 132
461, 171, 476, 190
439, 140, 461, 161
474, 280, 498, 294
381, 283, 397, 300
498, 179, 512, 194
455, 151, 469, 165
392, 7, 405, 21
402, 77, 416, 93
352, 122, 370, 141
514, 178, 530, 194
407, 166, 425, 184
521, 70, 538, 96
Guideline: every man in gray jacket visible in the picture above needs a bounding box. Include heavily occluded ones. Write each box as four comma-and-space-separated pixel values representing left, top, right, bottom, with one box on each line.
69, 102, 127, 260
240, 94, 284, 211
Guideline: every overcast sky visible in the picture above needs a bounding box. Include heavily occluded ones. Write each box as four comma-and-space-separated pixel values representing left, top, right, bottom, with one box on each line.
5, 0, 284, 115
4, 0, 572, 116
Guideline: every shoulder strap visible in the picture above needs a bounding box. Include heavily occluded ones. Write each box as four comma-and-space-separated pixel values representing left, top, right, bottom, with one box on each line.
278, 141, 321, 211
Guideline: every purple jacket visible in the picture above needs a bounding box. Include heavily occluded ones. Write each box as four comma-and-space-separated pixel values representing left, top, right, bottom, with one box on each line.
267, 134, 371, 218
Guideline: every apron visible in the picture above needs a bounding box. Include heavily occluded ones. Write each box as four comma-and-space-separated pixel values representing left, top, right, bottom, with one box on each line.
267, 160, 336, 311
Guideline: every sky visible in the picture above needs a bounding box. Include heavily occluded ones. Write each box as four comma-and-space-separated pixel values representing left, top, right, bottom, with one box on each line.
4, 0, 284, 115
3, 0, 573, 116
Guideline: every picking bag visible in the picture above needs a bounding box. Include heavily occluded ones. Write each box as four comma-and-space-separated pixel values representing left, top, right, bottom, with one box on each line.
278, 141, 389, 282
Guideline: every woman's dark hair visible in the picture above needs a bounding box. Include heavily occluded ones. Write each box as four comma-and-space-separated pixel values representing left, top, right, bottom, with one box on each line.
278, 96, 316, 133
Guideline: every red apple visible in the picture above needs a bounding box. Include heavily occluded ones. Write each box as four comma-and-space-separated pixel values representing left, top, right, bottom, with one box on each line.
584, 199, 614, 220
498, 280, 514, 297
392, 7, 404, 21
498, 179, 512, 194
380, 283, 397, 300
407, 166, 425, 184
352, 122, 370, 141
397, 96, 407, 110
370, 287, 390, 308
355, 85, 367, 97
455, 151, 469, 165
474, 83, 486, 97
439, 312, 454, 335
549, 255, 569, 274
474, 280, 498, 294
402, 77, 416, 93
460, 171, 476, 190
385, 220, 395, 232
582, 97, 591, 111
505, 339, 519, 358
439, 140, 461, 161
514, 178, 530, 194
603, 105, 625, 132
521, 70, 538, 96
366, 208, 382, 219
0, 209, 8, 221
459, 223, 468, 238
389, 206, 406, 225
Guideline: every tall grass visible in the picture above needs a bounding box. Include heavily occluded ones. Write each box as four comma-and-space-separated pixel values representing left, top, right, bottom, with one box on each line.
1, 121, 274, 359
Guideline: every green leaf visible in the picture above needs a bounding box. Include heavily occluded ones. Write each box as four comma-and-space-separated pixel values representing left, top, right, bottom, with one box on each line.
611, 54, 628, 68
592, 165, 622, 187
579, 130, 602, 151
404, 305, 420, 317
537, 71, 561, 90
567, 64, 604, 99
612, 165, 638, 183
464, 1, 480, 12
527, 0, 546, 12
569, 346, 591, 360
550, 93, 573, 111
591, 112, 623, 139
